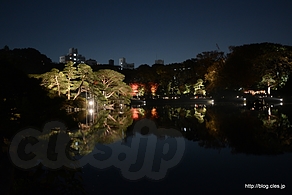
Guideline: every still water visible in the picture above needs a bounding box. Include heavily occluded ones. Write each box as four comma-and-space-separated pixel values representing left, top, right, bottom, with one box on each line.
81, 103, 292, 194
5, 103, 292, 194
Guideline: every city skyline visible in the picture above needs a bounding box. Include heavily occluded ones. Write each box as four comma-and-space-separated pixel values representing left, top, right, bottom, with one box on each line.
1, 0, 292, 67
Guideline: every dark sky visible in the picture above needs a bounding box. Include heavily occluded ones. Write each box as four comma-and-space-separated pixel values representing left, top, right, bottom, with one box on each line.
1, 0, 292, 66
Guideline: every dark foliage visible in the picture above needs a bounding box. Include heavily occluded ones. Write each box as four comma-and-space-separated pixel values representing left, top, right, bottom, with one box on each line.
0, 57, 77, 138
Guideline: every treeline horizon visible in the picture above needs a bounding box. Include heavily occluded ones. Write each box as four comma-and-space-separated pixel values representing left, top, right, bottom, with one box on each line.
1, 42, 292, 143
2, 42, 292, 69
1, 42, 292, 97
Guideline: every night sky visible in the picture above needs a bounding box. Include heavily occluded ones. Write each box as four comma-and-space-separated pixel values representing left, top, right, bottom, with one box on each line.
1, 0, 292, 67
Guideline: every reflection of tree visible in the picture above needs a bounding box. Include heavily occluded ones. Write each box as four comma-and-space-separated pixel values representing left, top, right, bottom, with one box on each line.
220, 106, 292, 154
205, 107, 221, 134
258, 107, 292, 149
194, 106, 206, 123
11, 165, 85, 194
131, 108, 145, 120
139, 105, 292, 155
143, 106, 209, 129
9, 130, 85, 194
70, 107, 133, 156
194, 106, 227, 149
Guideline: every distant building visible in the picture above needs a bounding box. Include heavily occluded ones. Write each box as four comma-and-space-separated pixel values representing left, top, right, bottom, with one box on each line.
99, 59, 117, 66
92, 64, 120, 72
109, 59, 114, 66
59, 56, 66, 63
59, 48, 86, 64
119, 57, 134, 70
125, 63, 134, 69
85, 59, 97, 66
155, 59, 164, 65
119, 57, 126, 67
91, 59, 120, 71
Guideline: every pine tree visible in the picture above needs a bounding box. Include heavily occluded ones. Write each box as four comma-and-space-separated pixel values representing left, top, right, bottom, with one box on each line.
72, 63, 94, 100
92, 69, 132, 106
40, 68, 66, 96
62, 62, 80, 100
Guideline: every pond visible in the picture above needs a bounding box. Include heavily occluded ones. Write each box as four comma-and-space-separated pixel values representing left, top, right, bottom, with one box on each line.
4, 103, 292, 194
81, 103, 292, 194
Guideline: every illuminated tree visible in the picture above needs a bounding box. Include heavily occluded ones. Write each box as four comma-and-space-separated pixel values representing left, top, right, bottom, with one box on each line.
137, 85, 145, 96
204, 57, 225, 91
259, 73, 276, 95
72, 63, 94, 100
193, 79, 206, 96
62, 62, 80, 100
130, 83, 145, 97
149, 82, 159, 95
256, 49, 292, 94
91, 69, 132, 106
33, 68, 67, 97
182, 83, 192, 94
130, 83, 139, 96
152, 64, 174, 95
32, 64, 132, 107
222, 43, 292, 91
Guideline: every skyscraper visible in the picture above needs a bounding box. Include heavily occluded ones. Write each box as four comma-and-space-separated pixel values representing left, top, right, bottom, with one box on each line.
59, 48, 86, 64
119, 57, 134, 70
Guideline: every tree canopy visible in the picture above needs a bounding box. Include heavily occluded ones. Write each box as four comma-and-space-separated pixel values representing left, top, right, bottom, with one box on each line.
33, 63, 132, 107
221, 43, 292, 92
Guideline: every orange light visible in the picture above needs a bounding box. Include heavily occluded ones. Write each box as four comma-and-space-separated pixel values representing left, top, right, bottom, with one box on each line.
130, 83, 139, 96
131, 108, 139, 119
151, 108, 158, 118
150, 82, 159, 95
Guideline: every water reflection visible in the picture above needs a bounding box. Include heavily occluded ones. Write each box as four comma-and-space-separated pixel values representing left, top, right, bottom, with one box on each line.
7, 124, 86, 194
6, 107, 134, 194
70, 106, 133, 156
131, 104, 207, 123
130, 104, 292, 155
20, 103, 292, 163
6, 103, 292, 194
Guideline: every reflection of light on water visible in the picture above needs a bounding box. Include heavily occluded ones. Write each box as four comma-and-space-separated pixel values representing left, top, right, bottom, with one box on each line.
131, 108, 145, 119
131, 108, 139, 119
151, 108, 158, 118
194, 106, 206, 123
243, 98, 246, 106
89, 109, 94, 114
